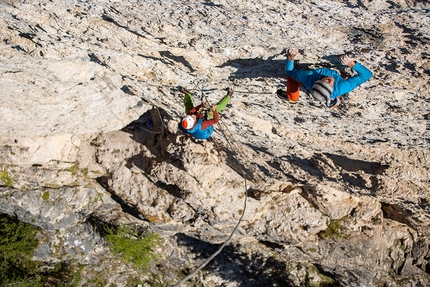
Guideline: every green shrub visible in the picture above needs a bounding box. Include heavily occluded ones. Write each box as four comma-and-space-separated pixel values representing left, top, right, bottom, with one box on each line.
105, 226, 161, 269
81, 167, 89, 176
318, 217, 351, 240
0, 213, 40, 286
0, 171, 13, 186
0, 213, 81, 286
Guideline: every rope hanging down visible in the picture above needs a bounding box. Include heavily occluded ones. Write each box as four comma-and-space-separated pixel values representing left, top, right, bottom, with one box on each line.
169, 120, 252, 287
169, 175, 249, 287
127, 83, 258, 286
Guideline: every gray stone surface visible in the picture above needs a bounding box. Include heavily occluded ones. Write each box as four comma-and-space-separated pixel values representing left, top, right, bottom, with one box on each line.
0, 0, 429, 286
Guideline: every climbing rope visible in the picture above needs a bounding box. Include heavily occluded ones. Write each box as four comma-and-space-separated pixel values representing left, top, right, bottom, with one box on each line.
169, 115, 255, 287
169, 172, 249, 287
125, 82, 261, 286
121, 83, 250, 287
217, 121, 251, 164
144, 80, 275, 95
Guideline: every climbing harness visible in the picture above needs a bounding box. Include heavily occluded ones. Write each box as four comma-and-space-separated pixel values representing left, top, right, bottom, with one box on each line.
179, 82, 232, 121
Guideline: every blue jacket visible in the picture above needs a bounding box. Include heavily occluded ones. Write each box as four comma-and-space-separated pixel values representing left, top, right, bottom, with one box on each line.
186, 118, 214, 139
285, 59, 373, 99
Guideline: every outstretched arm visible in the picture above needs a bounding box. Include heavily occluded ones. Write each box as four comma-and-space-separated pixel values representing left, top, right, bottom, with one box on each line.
340, 55, 373, 87
337, 62, 373, 95
322, 55, 373, 97
285, 48, 298, 73
350, 62, 373, 86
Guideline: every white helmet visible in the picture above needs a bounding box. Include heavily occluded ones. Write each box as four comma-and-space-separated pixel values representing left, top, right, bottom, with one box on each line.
181, 115, 195, 129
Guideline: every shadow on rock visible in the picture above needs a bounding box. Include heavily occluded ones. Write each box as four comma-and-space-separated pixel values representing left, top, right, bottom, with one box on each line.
281, 153, 389, 193
280, 154, 326, 183
123, 107, 186, 173
218, 56, 285, 80
122, 107, 170, 147
210, 136, 258, 182
95, 175, 146, 222
217, 49, 345, 81
174, 233, 297, 287
323, 153, 389, 192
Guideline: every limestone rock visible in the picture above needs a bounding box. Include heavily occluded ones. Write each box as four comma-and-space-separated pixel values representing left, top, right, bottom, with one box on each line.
0, 0, 429, 286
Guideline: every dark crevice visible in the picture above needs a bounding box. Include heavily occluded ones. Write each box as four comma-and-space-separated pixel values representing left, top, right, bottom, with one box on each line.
95, 175, 147, 222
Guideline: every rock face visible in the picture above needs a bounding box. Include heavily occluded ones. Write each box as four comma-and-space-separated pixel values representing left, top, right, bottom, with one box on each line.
0, 0, 429, 286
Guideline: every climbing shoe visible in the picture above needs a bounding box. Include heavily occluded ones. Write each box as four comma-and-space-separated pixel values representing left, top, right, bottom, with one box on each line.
224, 87, 233, 97
276, 89, 297, 104
178, 86, 191, 94
276, 89, 285, 96
326, 96, 343, 108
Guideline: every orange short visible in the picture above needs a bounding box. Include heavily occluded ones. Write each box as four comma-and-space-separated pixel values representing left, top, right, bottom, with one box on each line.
286, 76, 300, 101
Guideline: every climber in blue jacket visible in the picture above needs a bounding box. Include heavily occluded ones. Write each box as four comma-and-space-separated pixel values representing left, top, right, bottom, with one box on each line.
279, 48, 373, 108
180, 87, 232, 140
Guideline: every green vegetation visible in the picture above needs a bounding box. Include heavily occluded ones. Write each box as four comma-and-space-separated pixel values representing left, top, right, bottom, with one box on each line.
65, 164, 90, 179
65, 164, 78, 176
0, 213, 162, 286
81, 167, 89, 176
93, 192, 103, 203
0, 171, 13, 186
105, 225, 161, 269
42, 191, 50, 201
318, 217, 351, 240
0, 212, 80, 286
303, 265, 338, 287
0, 212, 40, 286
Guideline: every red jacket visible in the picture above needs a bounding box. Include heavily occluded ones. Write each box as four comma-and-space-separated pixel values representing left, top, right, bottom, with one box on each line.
188, 105, 219, 130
